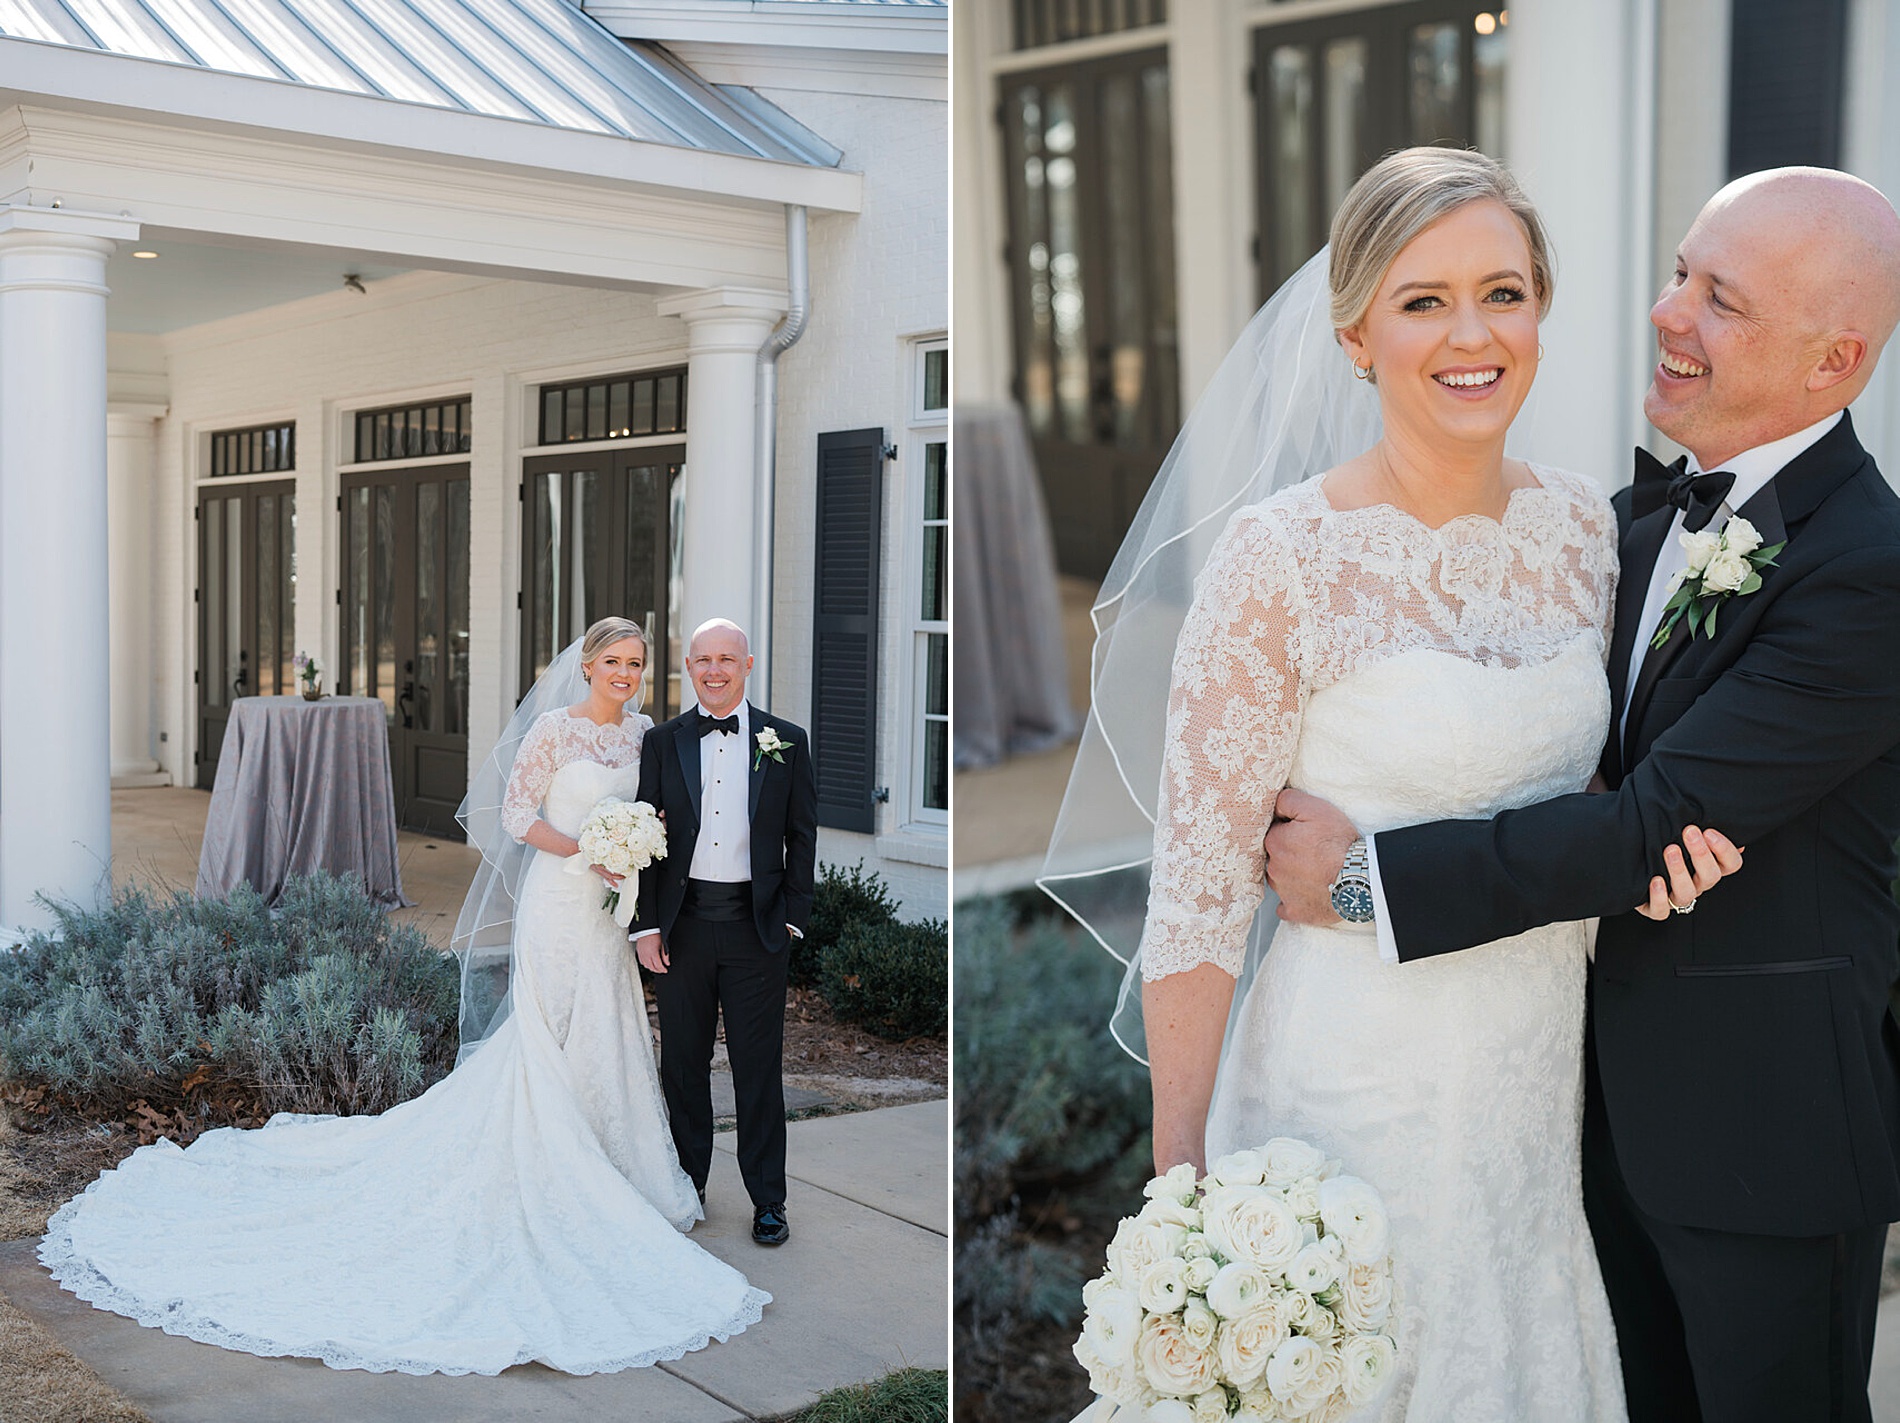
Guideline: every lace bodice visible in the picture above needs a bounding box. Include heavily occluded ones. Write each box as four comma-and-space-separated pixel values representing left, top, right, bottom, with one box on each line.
501, 711, 653, 840
1142, 466, 1617, 981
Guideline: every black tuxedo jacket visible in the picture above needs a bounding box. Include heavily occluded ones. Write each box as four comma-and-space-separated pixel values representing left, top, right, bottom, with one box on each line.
1375, 413, 1900, 1237
631, 704, 818, 954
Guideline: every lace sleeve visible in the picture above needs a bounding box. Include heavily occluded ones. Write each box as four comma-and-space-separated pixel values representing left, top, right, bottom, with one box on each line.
1140, 508, 1307, 981
501, 715, 562, 840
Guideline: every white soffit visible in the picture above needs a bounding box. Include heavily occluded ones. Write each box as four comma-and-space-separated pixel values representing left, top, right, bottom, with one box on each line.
0, 0, 842, 165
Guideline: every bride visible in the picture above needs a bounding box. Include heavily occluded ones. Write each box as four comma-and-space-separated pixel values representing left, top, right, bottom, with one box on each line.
1043, 149, 1736, 1420
40, 616, 768, 1375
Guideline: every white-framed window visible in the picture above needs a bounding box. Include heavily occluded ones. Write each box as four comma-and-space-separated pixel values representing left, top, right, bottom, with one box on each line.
907, 337, 950, 827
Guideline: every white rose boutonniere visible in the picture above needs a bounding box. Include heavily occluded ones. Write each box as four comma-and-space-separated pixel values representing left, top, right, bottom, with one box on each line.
1651, 514, 1786, 649
753, 725, 788, 770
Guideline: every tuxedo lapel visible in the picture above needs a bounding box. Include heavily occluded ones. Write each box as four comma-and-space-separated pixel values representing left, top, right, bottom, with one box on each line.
748, 711, 767, 821
1608, 506, 1675, 780
675, 720, 704, 827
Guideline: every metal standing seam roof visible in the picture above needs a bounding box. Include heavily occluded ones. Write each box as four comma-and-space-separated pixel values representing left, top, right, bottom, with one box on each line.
0, 0, 843, 165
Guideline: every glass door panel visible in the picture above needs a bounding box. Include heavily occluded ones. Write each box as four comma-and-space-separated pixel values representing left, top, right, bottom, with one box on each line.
196, 479, 295, 788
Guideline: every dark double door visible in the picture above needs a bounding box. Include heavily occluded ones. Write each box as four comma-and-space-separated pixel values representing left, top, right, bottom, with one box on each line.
196, 481, 296, 789
520, 447, 681, 721
341, 464, 470, 837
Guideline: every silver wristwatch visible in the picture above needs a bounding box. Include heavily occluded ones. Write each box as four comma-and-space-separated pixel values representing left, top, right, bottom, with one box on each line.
1329, 839, 1376, 924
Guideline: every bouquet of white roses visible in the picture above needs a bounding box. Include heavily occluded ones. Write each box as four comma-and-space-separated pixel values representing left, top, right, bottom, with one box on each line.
562, 796, 667, 927
1073, 1139, 1398, 1423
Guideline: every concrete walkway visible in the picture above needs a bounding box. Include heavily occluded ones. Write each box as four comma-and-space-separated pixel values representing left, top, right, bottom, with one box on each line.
0, 1100, 947, 1422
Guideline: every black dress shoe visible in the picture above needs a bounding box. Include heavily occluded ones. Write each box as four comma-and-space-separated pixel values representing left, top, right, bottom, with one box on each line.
751, 1203, 789, 1246
696, 1183, 707, 1210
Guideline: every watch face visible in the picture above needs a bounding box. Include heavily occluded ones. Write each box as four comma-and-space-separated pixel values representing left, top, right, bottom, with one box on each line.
1331, 878, 1375, 924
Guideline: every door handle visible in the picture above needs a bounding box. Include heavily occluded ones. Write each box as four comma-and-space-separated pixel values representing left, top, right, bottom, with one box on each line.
233, 650, 249, 699
398, 658, 415, 728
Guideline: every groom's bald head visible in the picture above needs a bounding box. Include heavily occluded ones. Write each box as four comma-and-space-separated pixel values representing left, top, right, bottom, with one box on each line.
1646, 166, 1900, 466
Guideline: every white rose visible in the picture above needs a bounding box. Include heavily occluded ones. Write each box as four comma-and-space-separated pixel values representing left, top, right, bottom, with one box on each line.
1295, 1296, 1339, 1340
1258, 1138, 1330, 1187
1110, 1217, 1183, 1283
1680, 528, 1721, 575
1182, 1255, 1221, 1292
1146, 1161, 1203, 1204
1209, 1148, 1269, 1187
1663, 566, 1688, 599
1191, 1389, 1229, 1423
1722, 515, 1762, 556
1181, 1235, 1215, 1262
1138, 1312, 1220, 1398
1263, 1336, 1324, 1403
1702, 547, 1751, 594
1205, 1261, 1276, 1319
1181, 1299, 1220, 1349
1146, 1400, 1196, 1423
1215, 1300, 1291, 1386
1081, 1278, 1144, 1369
1140, 1256, 1194, 1315
1073, 1334, 1144, 1407
1287, 1239, 1343, 1295
1140, 1196, 1203, 1233
1237, 1382, 1282, 1421
1286, 1349, 1344, 1416
1316, 1177, 1390, 1266
1202, 1186, 1304, 1273
1280, 1177, 1321, 1222
1336, 1261, 1393, 1332
1339, 1333, 1398, 1406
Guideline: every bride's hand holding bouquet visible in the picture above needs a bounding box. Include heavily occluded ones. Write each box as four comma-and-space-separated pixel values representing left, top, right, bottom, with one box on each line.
564, 796, 668, 927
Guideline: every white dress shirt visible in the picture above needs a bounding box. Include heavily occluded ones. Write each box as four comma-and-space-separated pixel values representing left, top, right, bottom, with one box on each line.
689, 700, 753, 882
1366, 411, 1841, 964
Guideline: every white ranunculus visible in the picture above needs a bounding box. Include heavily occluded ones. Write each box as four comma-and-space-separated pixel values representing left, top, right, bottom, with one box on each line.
1147, 1400, 1196, 1423
1287, 1239, 1343, 1295
1336, 1261, 1393, 1332
1702, 547, 1751, 593
1203, 1185, 1304, 1273
1082, 1278, 1144, 1369
1205, 1261, 1276, 1319
1286, 1349, 1344, 1417
1237, 1382, 1282, 1422
1146, 1161, 1202, 1204
1110, 1217, 1183, 1283
1182, 1255, 1221, 1292
1258, 1138, 1330, 1187
1190, 1389, 1229, 1423
1339, 1333, 1399, 1405
1140, 1196, 1203, 1233
1316, 1176, 1390, 1266
1139, 1256, 1194, 1315
1180, 1299, 1220, 1349
1181, 1234, 1215, 1262
1074, 1334, 1144, 1408
1263, 1336, 1324, 1403
1138, 1313, 1220, 1398
1215, 1301, 1291, 1387
1296, 1296, 1339, 1340
1209, 1148, 1269, 1187
1680, 528, 1721, 574
1279, 1176, 1321, 1222
1722, 515, 1762, 556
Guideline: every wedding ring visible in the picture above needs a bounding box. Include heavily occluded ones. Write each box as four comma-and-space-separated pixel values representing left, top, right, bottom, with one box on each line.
1668, 896, 1696, 915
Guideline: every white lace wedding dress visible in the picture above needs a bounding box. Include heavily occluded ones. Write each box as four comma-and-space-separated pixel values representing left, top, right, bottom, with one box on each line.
40, 710, 768, 1375
1140, 467, 1626, 1421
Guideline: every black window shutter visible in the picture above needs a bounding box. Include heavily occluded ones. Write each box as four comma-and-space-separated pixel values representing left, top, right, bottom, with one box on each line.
811, 428, 885, 833
1728, 0, 1845, 178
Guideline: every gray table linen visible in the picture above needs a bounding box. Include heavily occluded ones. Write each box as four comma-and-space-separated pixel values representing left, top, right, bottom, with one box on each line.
196, 696, 411, 908
954, 402, 1079, 769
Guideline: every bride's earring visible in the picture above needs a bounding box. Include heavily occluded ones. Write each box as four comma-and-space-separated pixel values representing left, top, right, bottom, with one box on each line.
1353, 360, 1373, 381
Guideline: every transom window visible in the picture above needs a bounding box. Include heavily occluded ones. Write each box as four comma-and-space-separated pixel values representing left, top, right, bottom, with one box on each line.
352, 398, 473, 465
538, 367, 687, 446
210, 421, 295, 477
1013, 0, 1165, 51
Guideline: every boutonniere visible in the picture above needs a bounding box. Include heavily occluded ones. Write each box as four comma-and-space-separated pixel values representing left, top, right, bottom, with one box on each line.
1650, 515, 1785, 649
754, 726, 787, 770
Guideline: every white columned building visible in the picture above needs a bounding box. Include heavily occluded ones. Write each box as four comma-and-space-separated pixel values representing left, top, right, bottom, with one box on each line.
0, 206, 138, 935
657, 285, 788, 686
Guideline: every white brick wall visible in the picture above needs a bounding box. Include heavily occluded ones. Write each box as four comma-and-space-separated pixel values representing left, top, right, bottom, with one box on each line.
141, 87, 947, 921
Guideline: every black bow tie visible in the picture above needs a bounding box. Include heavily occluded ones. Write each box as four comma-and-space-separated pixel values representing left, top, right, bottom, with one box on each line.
696, 713, 739, 738
1632, 448, 1736, 534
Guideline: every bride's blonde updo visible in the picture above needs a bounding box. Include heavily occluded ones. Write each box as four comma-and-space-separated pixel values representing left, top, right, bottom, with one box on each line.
1328, 147, 1555, 333
579, 616, 649, 684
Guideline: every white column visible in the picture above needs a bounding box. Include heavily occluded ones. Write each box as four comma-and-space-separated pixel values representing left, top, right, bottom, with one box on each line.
656, 286, 787, 706
0, 206, 139, 936
108, 411, 166, 786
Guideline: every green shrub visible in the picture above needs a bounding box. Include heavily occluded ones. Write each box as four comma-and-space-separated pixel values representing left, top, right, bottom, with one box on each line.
795, 859, 901, 988
818, 917, 946, 1039
791, 1367, 946, 1423
0, 874, 459, 1122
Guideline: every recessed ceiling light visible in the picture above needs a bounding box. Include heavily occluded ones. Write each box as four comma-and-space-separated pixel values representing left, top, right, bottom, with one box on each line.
131, 250, 159, 259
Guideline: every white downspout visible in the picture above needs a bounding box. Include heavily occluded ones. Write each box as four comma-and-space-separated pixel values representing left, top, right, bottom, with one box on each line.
752, 204, 809, 712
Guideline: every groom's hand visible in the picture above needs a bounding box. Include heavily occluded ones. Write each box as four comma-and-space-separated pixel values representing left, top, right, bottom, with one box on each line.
634, 933, 670, 974
1264, 788, 1359, 925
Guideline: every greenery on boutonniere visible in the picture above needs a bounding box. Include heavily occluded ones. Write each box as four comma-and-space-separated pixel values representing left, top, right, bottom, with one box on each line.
1651, 515, 1786, 649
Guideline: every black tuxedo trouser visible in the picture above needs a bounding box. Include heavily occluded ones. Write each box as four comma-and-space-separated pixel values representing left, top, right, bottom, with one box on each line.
1582, 1007, 1882, 1423
652, 909, 789, 1209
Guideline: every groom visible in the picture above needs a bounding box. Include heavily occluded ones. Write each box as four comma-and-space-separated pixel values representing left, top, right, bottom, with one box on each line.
631, 617, 818, 1246
1266, 168, 1900, 1420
